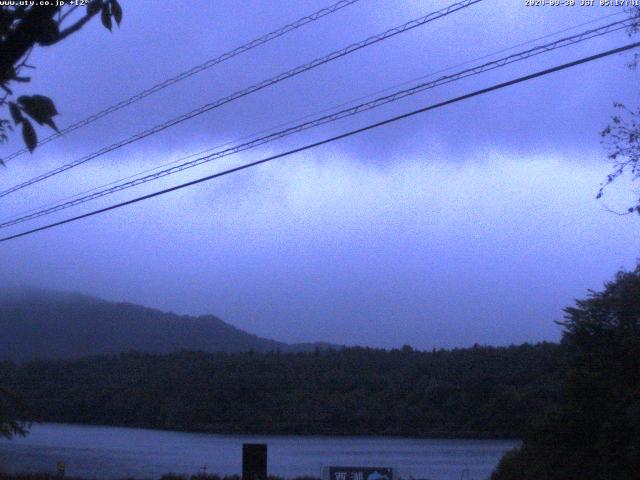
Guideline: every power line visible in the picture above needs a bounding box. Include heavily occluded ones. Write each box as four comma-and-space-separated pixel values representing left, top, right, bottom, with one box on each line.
0, 0, 483, 198
1, 0, 362, 163
2, 41, 637, 244
0, 17, 632, 229
1, 18, 632, 227
7, 9, 623, 223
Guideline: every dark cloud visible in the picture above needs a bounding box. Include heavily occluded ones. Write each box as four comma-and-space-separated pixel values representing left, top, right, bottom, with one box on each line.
0, 0, 639, 349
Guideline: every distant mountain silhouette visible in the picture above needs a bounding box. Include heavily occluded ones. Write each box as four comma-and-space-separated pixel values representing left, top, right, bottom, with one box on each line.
0, 287, 338, 362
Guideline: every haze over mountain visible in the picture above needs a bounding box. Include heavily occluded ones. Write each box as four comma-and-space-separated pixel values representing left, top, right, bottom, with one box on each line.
0, 287, 336, 362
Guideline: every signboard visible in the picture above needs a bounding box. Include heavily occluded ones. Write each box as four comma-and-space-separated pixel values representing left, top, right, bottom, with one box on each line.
242, 443, 267, 480
328, 467, 393, 480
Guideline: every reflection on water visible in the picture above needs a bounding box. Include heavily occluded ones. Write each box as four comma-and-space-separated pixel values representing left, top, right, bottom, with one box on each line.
0, 423, 519, 480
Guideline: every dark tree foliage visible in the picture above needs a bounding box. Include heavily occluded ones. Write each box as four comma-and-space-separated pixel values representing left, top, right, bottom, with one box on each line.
0, 386, 29, 439
0, 0, 122, 160
598, 6, 640, 214
0, 343, 562, 439
0, 0, 122, 437
492, 263, 640, 480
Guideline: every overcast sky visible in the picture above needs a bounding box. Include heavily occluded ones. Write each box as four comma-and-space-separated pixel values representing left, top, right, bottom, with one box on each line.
1, 0, 639, 349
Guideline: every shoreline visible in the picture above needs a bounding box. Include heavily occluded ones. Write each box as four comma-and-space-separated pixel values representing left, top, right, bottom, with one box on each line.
12, 421, 524, 442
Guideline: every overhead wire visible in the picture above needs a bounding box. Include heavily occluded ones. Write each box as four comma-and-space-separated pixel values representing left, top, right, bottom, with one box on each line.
4, 9, 626, 222
0, 0, 362, 163
0, 0, 483, 198
1, 41, 638, 243
0, 17, 634, 229
8, 8, 626, 223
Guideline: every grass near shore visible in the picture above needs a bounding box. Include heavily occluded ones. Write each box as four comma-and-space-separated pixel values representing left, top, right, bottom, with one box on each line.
1, 473, 320, 480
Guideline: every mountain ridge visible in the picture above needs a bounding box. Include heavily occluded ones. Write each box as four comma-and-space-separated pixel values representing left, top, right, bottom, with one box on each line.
0, 286, 339, 362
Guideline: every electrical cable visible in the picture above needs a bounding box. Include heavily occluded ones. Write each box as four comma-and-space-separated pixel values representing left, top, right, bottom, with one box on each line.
0, 17, 632, 229
1, 0, 362, 163
0, 0, 482, 197
2, 41, 637, 243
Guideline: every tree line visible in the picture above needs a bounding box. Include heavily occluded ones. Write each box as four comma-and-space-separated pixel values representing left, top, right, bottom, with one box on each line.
1, 342, 562, 439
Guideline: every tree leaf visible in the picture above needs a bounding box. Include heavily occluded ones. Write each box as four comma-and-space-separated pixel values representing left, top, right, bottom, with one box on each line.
9, 102, 23, 124
21, 119, 37, 153
110, 0, 122, 26
34, 17, 60, 46
87, 0, 102, 16
17, 95, 58, 129
0, 9, 12, 33
101, 3, 112, 31
44, 117, 59, 133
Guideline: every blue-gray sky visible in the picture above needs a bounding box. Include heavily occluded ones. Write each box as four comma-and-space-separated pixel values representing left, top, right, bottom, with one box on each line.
1, 0, 639, 349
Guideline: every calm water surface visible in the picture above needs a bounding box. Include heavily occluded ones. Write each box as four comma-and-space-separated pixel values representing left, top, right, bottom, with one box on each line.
0, 424, 519, 480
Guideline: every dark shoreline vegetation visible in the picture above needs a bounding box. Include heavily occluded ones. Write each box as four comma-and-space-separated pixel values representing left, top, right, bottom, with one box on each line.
491, 265, 640, 479
1, 343, 562, 439
0, 474, 320, 480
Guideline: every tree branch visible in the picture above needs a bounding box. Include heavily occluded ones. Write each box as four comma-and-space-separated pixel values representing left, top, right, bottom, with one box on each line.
58, 5, 80, 25
0, 6, 59, 83
56, 8, 100, 43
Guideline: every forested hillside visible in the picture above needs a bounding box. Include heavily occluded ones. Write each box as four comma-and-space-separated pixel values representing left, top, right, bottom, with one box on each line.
0, 288, 332, 362
1, 343, 562, 438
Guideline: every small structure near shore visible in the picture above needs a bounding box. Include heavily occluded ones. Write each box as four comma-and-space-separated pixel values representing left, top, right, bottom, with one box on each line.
242, 444, 267, 480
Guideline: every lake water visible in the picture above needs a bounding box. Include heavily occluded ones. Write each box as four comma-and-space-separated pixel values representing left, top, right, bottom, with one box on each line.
0, 424, 519, 480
